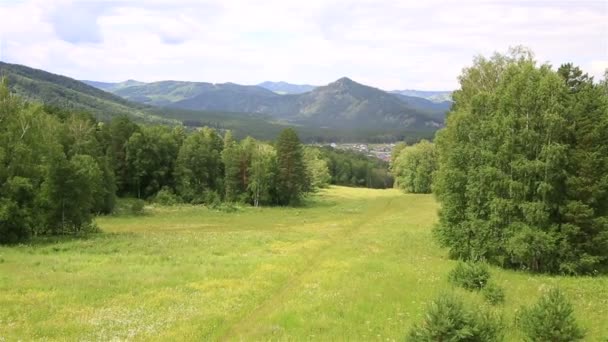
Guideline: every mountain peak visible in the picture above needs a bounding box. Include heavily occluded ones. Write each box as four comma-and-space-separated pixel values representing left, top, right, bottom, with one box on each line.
335, 76, 355, 84
327, 77, 359, 90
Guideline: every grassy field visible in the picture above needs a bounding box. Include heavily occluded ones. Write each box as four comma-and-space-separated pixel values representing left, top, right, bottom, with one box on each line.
1, 186, 607, 341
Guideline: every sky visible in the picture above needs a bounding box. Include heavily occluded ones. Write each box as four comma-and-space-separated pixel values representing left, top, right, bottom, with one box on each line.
0, 0, 606, 90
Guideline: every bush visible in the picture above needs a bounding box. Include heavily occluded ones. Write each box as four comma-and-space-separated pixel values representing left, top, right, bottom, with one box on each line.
203, 190, 222, 208
154, 187, 180, 206
130, 199, 145, 215
449, 261, 491, 291
482, 283, 505, 305
408, 293, 503, 341
518, 288, 585, 341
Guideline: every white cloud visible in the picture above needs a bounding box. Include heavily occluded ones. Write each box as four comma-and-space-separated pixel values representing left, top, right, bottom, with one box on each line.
0, 0, 606, 90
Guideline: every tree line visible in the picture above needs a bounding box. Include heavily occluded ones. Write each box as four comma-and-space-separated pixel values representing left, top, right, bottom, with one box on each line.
390, 140, 436, 194
0, 96, 312, 243
391, 48, 608, 274
0, 78, 395, 244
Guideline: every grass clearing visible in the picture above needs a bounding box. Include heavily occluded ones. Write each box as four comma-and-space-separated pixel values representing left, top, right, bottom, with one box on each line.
1, 186, 607, 340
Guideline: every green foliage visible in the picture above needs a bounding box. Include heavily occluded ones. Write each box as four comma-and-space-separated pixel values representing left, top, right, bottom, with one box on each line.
518, 288, 585, 341
320, 147, 393, 189
0, 79, 116, 242
390, 141, 407, 167
303, 147, 331, 190
42, 154, 102, 234
408, 293, 504, 341
481, 283, 505, 305
392, 139, 436, 193
106, 115, 140, 195
125, 125, 181, 199
174, 127, 223, 203
448, 261, 491, 291
0, 62, 171, 123
247, 142, 277, 207
130, 199, 145, 215
0, 72, 414, 245
154, 187, 180, 206
434, 48, 608, 274
275, 128, 308, 205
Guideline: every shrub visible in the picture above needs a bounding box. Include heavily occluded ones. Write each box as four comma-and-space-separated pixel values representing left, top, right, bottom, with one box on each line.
130, 199, 145, 215
408, 293, 503, 341
482, 283, 505, 305
154, 187, 180, 206
518, 288, 585, 341
449, 261, 491, 290
203, 190, 222, 208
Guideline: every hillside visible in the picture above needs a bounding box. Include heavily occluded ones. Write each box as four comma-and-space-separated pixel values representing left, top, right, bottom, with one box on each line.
391, 89, 452, 102
266, 77, 442, 129
257, 81, 316, 94
0, 62, 168, 123
0, 62, 443, 142
92, 76, 445, 130
391, 93, 452, 121
81, 79, 145, 92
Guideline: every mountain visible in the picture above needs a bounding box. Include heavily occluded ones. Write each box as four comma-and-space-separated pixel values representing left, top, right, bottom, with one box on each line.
93, 76, 444, 130
390, 89, 452, 103
257, 81, 316, 94
391, 93, 452, 121
0, 62, 167, 123
115, 81, 280, 110
81, 79, 145, 92
264, 77, 442, 129
0, 62, 443, 142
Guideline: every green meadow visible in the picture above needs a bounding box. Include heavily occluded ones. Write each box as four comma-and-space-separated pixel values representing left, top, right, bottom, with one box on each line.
1, 186, 607, 341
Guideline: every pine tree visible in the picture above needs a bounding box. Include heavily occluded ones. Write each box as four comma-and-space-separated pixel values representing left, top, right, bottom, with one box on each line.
518, 288, 585, 341
275, 128, 308, 205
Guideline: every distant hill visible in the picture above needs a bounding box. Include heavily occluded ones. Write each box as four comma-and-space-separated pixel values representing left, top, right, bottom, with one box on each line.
391, 93, 452, 121
257, 81, 316, 94
81, 79, 145, 92
125, 81, 280, 111
390, 89, 452, 103
92, 76, 445, 130
264, 77, 443, 129
2, 62, 447, 142
0, 62, 167, 123
0, 62, 430, 142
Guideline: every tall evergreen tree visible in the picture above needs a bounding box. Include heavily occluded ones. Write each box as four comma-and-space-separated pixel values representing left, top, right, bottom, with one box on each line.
275, 128, 308, 205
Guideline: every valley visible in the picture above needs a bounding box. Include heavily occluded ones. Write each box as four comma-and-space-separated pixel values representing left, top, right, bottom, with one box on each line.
1, 187, 606, 340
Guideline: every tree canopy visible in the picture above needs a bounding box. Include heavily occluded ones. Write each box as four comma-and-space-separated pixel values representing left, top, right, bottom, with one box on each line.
391, 139, 436, 194
434, 48, 608, 274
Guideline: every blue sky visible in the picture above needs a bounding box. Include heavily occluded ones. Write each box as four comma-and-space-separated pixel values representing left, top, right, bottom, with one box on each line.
0, 0, 606, 90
